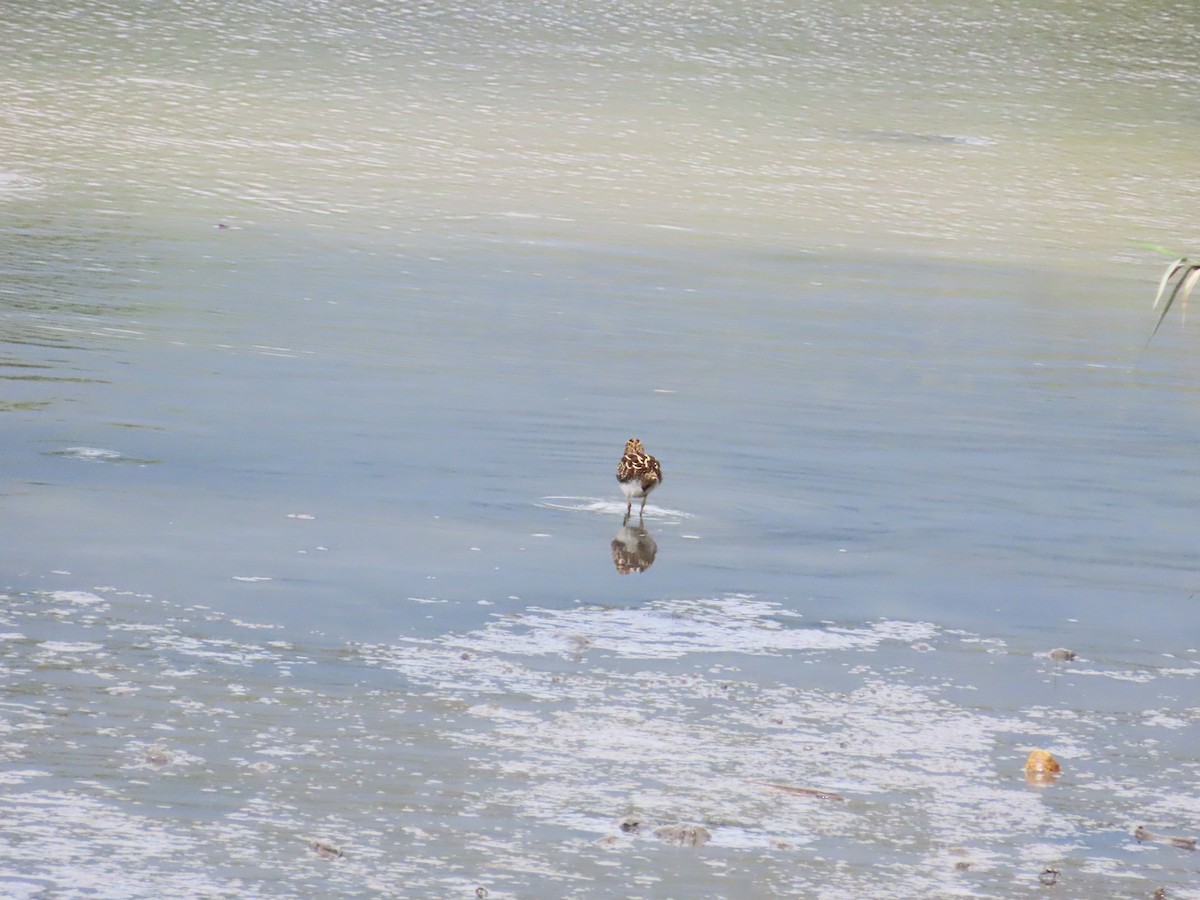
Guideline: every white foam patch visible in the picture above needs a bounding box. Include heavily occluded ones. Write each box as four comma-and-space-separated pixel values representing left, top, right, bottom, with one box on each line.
38, 641, 105, 654
0, 770, 53, 785
47, 591, 108, 607
5, 791, 271, 897
447, 595, 913, 660
52, 447, 124, 461
348, 596, 1200, 894
536, 496, 693, 522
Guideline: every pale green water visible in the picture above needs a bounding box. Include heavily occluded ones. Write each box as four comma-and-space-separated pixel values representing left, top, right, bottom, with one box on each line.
3, 2, 1200, 897
6, 0, 1198, 263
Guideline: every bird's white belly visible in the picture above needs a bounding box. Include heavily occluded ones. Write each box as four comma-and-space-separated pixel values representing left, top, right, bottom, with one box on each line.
620, 479, 649, 499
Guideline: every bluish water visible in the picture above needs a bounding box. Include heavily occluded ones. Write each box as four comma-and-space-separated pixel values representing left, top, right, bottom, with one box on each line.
3, 1, 1200, 897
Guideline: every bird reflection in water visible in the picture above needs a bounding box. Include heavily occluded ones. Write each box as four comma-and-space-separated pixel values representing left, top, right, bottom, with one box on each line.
611, 520, 658, 574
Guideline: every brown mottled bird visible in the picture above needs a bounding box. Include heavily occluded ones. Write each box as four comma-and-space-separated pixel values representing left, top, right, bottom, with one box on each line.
616, 437, 662, 521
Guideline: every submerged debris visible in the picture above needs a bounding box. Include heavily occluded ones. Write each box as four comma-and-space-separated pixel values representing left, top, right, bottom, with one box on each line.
568, 634, 593, 657
614, 814, 711, 847
144, 746, 172, 767
749, 780, 846, 802
1134, 826, 1196, 851
617, 816, 644, 834
1038, 868, 1060, 886
307, 839, 344, 859
1024, 749, 1061, 783
654, 824, 711, 847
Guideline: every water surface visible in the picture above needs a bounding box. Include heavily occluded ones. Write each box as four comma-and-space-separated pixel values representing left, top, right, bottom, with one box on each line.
3, 1, 1200, 897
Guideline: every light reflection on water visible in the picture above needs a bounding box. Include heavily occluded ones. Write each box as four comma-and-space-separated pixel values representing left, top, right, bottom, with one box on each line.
3, 0, 1200, 896
3, 0, 1197, 263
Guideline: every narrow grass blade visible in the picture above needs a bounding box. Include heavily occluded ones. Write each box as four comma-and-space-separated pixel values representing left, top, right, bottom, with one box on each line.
1133, 241, 1182, 257
1150, 268, 1195, 341
1152, 258, 1188, 310
1180, 266, 1200, 322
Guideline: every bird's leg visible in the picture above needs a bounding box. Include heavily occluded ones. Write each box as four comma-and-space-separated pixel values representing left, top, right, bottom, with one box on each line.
640, 495, 648, 517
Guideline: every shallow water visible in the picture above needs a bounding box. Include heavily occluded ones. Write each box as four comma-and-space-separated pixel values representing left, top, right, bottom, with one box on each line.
2, 588, 1199, 897
4, 1, 1200, 897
